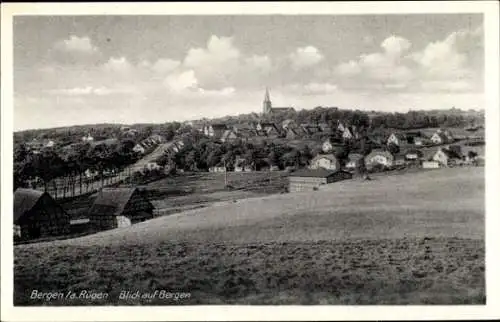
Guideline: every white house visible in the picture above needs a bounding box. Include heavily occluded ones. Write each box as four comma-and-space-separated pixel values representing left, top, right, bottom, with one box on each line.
209, 166, 227, 173
282, 119, 296, 130
133, 144, 146, 154
82, 134, 94, 142
143, 162, 162, 172
422, 161, 440, 169
414, 137, 426, 146
309, 154, 340, 171
386, 133, 407, 146
342, 127, 354, 140
431, 129, 454, 145
221, 130, 239, 142
44, 140, 55, 148
322, 139, 334, 153
431, 132, 448, 145
405, 149, 424, 160
365, 150, 394, 168
432, 148, 461, 167
337, 121, 346, 133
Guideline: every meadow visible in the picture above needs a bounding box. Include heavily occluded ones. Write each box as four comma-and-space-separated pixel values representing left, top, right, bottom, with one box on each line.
14, 167, 485, 305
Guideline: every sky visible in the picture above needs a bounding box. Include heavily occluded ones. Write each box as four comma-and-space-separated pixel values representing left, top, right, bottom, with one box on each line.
14, 14, 484, 130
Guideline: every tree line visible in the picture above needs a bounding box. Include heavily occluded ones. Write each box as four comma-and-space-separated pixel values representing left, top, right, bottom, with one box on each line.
14, 139, 139, 193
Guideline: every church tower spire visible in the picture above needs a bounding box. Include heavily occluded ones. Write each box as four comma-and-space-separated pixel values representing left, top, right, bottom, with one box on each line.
263, 87, 272, 114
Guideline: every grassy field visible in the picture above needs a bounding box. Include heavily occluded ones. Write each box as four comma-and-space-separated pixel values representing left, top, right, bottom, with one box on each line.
14, 167, 484, 305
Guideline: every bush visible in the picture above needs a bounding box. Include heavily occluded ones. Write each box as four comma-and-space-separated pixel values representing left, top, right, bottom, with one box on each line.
368, 163, 387, 173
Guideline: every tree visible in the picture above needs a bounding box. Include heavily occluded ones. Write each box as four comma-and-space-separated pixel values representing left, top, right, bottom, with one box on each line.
281, 150, 299, 168
387, 143, 400, 155
31, 149, 65, 194
468, 151, 478, 160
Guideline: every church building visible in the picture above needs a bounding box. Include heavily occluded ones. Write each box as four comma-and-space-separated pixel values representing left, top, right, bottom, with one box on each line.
262, 88, 295, 115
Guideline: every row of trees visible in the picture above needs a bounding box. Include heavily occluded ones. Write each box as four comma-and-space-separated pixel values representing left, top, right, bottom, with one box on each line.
14, 139, 139, 193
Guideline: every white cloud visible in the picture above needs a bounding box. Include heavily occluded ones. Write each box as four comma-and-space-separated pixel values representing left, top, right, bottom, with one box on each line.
245, 55, 272, 73
103, 57, 133, 73
335, 36, 414, 84
182, 35, 241, 88
335, 60, 362, 76
303, 82, 338, 94
289, 46, 324, 70
381, 35, 411, 57
152, 58, 181, 74
411, 30, 473, 79
55, 36, 98, 54
197, 87, 236, 96
184, 35, 240, 69
163, 70, 198, 92
48, 86, 137, 96
420, 80, 474, 92
287, 82, 338, 95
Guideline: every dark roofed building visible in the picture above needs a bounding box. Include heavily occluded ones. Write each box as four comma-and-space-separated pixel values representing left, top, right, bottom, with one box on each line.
14, 188, 70, 240
89, 187, 154, 230
288, 169, 352, 192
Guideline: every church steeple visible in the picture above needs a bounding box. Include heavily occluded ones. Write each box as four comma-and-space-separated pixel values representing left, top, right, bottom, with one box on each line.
263, 87, 272, 114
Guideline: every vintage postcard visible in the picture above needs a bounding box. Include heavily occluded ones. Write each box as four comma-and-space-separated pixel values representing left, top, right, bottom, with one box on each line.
1, 1, 499, 321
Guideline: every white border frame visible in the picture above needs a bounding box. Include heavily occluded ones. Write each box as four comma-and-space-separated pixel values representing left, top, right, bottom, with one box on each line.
1, 2, 499, 321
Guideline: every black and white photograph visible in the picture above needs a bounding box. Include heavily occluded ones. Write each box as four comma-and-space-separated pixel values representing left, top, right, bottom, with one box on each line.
1, 1, 499, 321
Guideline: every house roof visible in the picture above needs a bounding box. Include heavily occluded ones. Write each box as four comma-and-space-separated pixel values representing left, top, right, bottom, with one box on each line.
311, 153, 338, 163
389, 132, 407, 140
271, 107, 294, 112
211, 124, 228, 130
405, 149, 424, 156
432, 132, 449, 141
366, 150, 394, 160
290, 168, 350, 178
221, 130, 238, 140
439, 148, 462, 159
91, 138, 118, 147
89, 188, 152, 217
420, 147, 439, 161
348, 153, 364, 161
14, 188, 46, 223
259, 122, 278, 128
282, 119, 295, 127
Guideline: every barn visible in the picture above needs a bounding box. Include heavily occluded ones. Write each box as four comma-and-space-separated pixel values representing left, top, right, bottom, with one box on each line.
14, 188, 70, 240
288, 169, 353, 193
88, 188, 154, 230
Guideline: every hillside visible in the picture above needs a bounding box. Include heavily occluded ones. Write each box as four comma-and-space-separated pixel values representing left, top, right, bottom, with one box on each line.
14, 168, 484, 305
